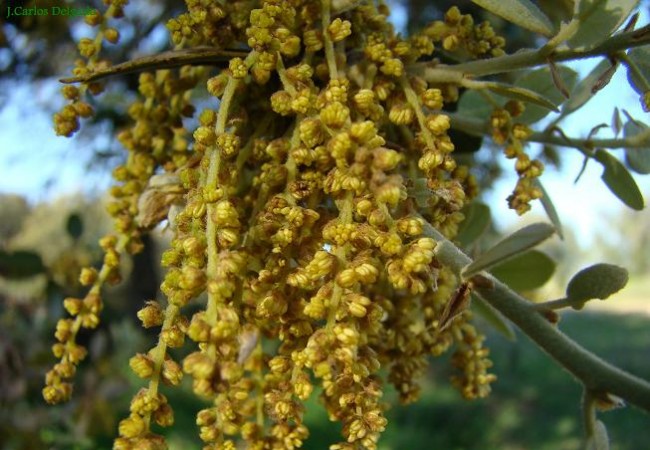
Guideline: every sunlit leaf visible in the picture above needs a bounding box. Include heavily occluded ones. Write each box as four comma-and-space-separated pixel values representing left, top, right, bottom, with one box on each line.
561, 59, 613, 118
472, 294, 516, 341
491, 250, 556, 291
462, 223, 555, 278
566, 263, 628, 304
456, 202, 491, 248
623, 120, 650, 174
534, 179, 564, 239
593, 149, 645, 210
567, 0, 639, 50
472, 0, 555, 36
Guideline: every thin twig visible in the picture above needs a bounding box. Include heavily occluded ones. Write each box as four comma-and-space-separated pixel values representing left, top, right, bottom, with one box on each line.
422, 220, 650, 413
60, 47, 249, 83
448, 113, 650, 150
415, 24, 650, 80
532, 298, 578, 311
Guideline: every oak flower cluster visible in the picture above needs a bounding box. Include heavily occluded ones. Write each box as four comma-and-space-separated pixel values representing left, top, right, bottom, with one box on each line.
45, 1, 506, 449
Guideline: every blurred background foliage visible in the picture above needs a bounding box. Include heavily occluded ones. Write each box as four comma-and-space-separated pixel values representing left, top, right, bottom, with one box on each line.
1, 0, 649, 449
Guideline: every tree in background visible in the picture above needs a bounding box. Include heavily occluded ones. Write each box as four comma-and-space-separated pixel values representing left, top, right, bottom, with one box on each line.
2, 0, 650, 449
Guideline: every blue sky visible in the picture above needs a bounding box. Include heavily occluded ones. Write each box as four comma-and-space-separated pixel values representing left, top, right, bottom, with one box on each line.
0, 4, 649, 248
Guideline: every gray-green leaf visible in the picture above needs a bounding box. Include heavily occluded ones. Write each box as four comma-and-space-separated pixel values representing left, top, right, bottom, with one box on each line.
534, 179, 564, 239
561, 59, 613, 119
462, 223, 555, 278
491, 250, 556, 291
457, 89, 493, 120
472, 0, 555, 36
456, 202, 491, 248
508, 66, 578, 124
593, 149, 645, 210
566, 263, 629, 304
483, 81, 560, 112
623, 119, 650, 174
626, 46, 650, 95
472, 294, 516, 341
567, 0, 639, 50
457, 67, 577, 124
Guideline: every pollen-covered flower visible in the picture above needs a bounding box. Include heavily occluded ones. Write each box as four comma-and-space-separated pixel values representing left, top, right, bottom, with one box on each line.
46, 2, 503, 449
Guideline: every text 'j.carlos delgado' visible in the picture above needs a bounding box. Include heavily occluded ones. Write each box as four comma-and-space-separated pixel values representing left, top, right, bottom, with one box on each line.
5, 6, 98, 18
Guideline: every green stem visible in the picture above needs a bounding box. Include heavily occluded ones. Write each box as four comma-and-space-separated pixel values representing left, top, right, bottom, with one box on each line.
415, 24, 650, 80
449, 113, 650, 150
582, 389, 597, 437
60, 47, 248, 84
322, 0, 338, 80
533, 298, 580, 311
206, 76, 239, 324
400, 75, 435, 149
422, 220, 650, 413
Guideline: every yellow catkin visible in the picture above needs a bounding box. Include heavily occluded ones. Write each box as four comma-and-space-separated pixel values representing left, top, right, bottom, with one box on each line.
45, 2, 509, 449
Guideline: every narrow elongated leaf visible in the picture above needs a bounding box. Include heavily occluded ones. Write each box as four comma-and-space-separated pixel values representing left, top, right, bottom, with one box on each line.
472, 295, 516, 341
591, 62, 619, 93
626, 46, 650, 95
549, 60, 570, 98
472, 0, 555, 36
534, 179, 564, 239
458, 67, 577, 124
567, 0, 639, 50
456, 202, 491, 248
611, 108, 622, 137
593, 149, 645, 210
491, 250, 556, 291
566, 263, 628, 303
462, 223, 555, 278
561, 59, 612, 118
509, 66, 578, 124
623, 120, 650, 174
483, 82, 559, 112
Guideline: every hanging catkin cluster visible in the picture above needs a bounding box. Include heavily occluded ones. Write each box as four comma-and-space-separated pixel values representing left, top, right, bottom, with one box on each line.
44, 1, 510, 449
